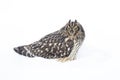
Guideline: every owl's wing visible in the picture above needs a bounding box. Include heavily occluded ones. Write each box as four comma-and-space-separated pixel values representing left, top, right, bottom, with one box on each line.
29, 32, 74, 59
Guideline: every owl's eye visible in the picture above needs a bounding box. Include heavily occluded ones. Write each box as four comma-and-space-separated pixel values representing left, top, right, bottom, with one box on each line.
66, 26, 71, 30
73, 26, 79, 31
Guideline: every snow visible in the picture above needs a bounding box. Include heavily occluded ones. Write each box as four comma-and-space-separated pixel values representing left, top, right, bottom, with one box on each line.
0, 0, 120, 80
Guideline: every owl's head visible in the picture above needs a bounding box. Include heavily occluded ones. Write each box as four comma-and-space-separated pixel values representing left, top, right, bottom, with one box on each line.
62, 20, 85, 40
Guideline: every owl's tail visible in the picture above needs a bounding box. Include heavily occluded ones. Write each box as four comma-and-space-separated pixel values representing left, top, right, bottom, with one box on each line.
13, 46, 35, 57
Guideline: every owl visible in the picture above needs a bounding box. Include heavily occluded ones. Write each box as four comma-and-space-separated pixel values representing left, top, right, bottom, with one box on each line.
14, 20, 85, 62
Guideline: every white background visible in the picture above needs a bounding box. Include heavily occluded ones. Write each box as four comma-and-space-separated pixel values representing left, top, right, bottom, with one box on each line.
0, 0, 120, 80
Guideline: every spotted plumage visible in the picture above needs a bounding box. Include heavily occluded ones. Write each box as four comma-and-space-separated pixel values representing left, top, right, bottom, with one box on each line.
14, 20, 85, 62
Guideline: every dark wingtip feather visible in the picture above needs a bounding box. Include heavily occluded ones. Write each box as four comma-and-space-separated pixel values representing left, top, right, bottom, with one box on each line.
14, 47, 19, 53
13, 46, 35, 58
13, 46, 24, 55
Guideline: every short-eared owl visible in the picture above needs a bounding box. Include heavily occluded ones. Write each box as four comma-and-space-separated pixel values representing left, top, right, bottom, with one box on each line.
14, 20, 85, 62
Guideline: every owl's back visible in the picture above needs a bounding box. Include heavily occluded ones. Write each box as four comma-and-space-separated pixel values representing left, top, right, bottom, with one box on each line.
20, 31, 74, 59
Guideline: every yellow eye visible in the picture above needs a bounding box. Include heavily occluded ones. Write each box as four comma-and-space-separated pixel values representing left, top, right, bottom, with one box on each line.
66, 26, 71, 30
74, 26, 78, 31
